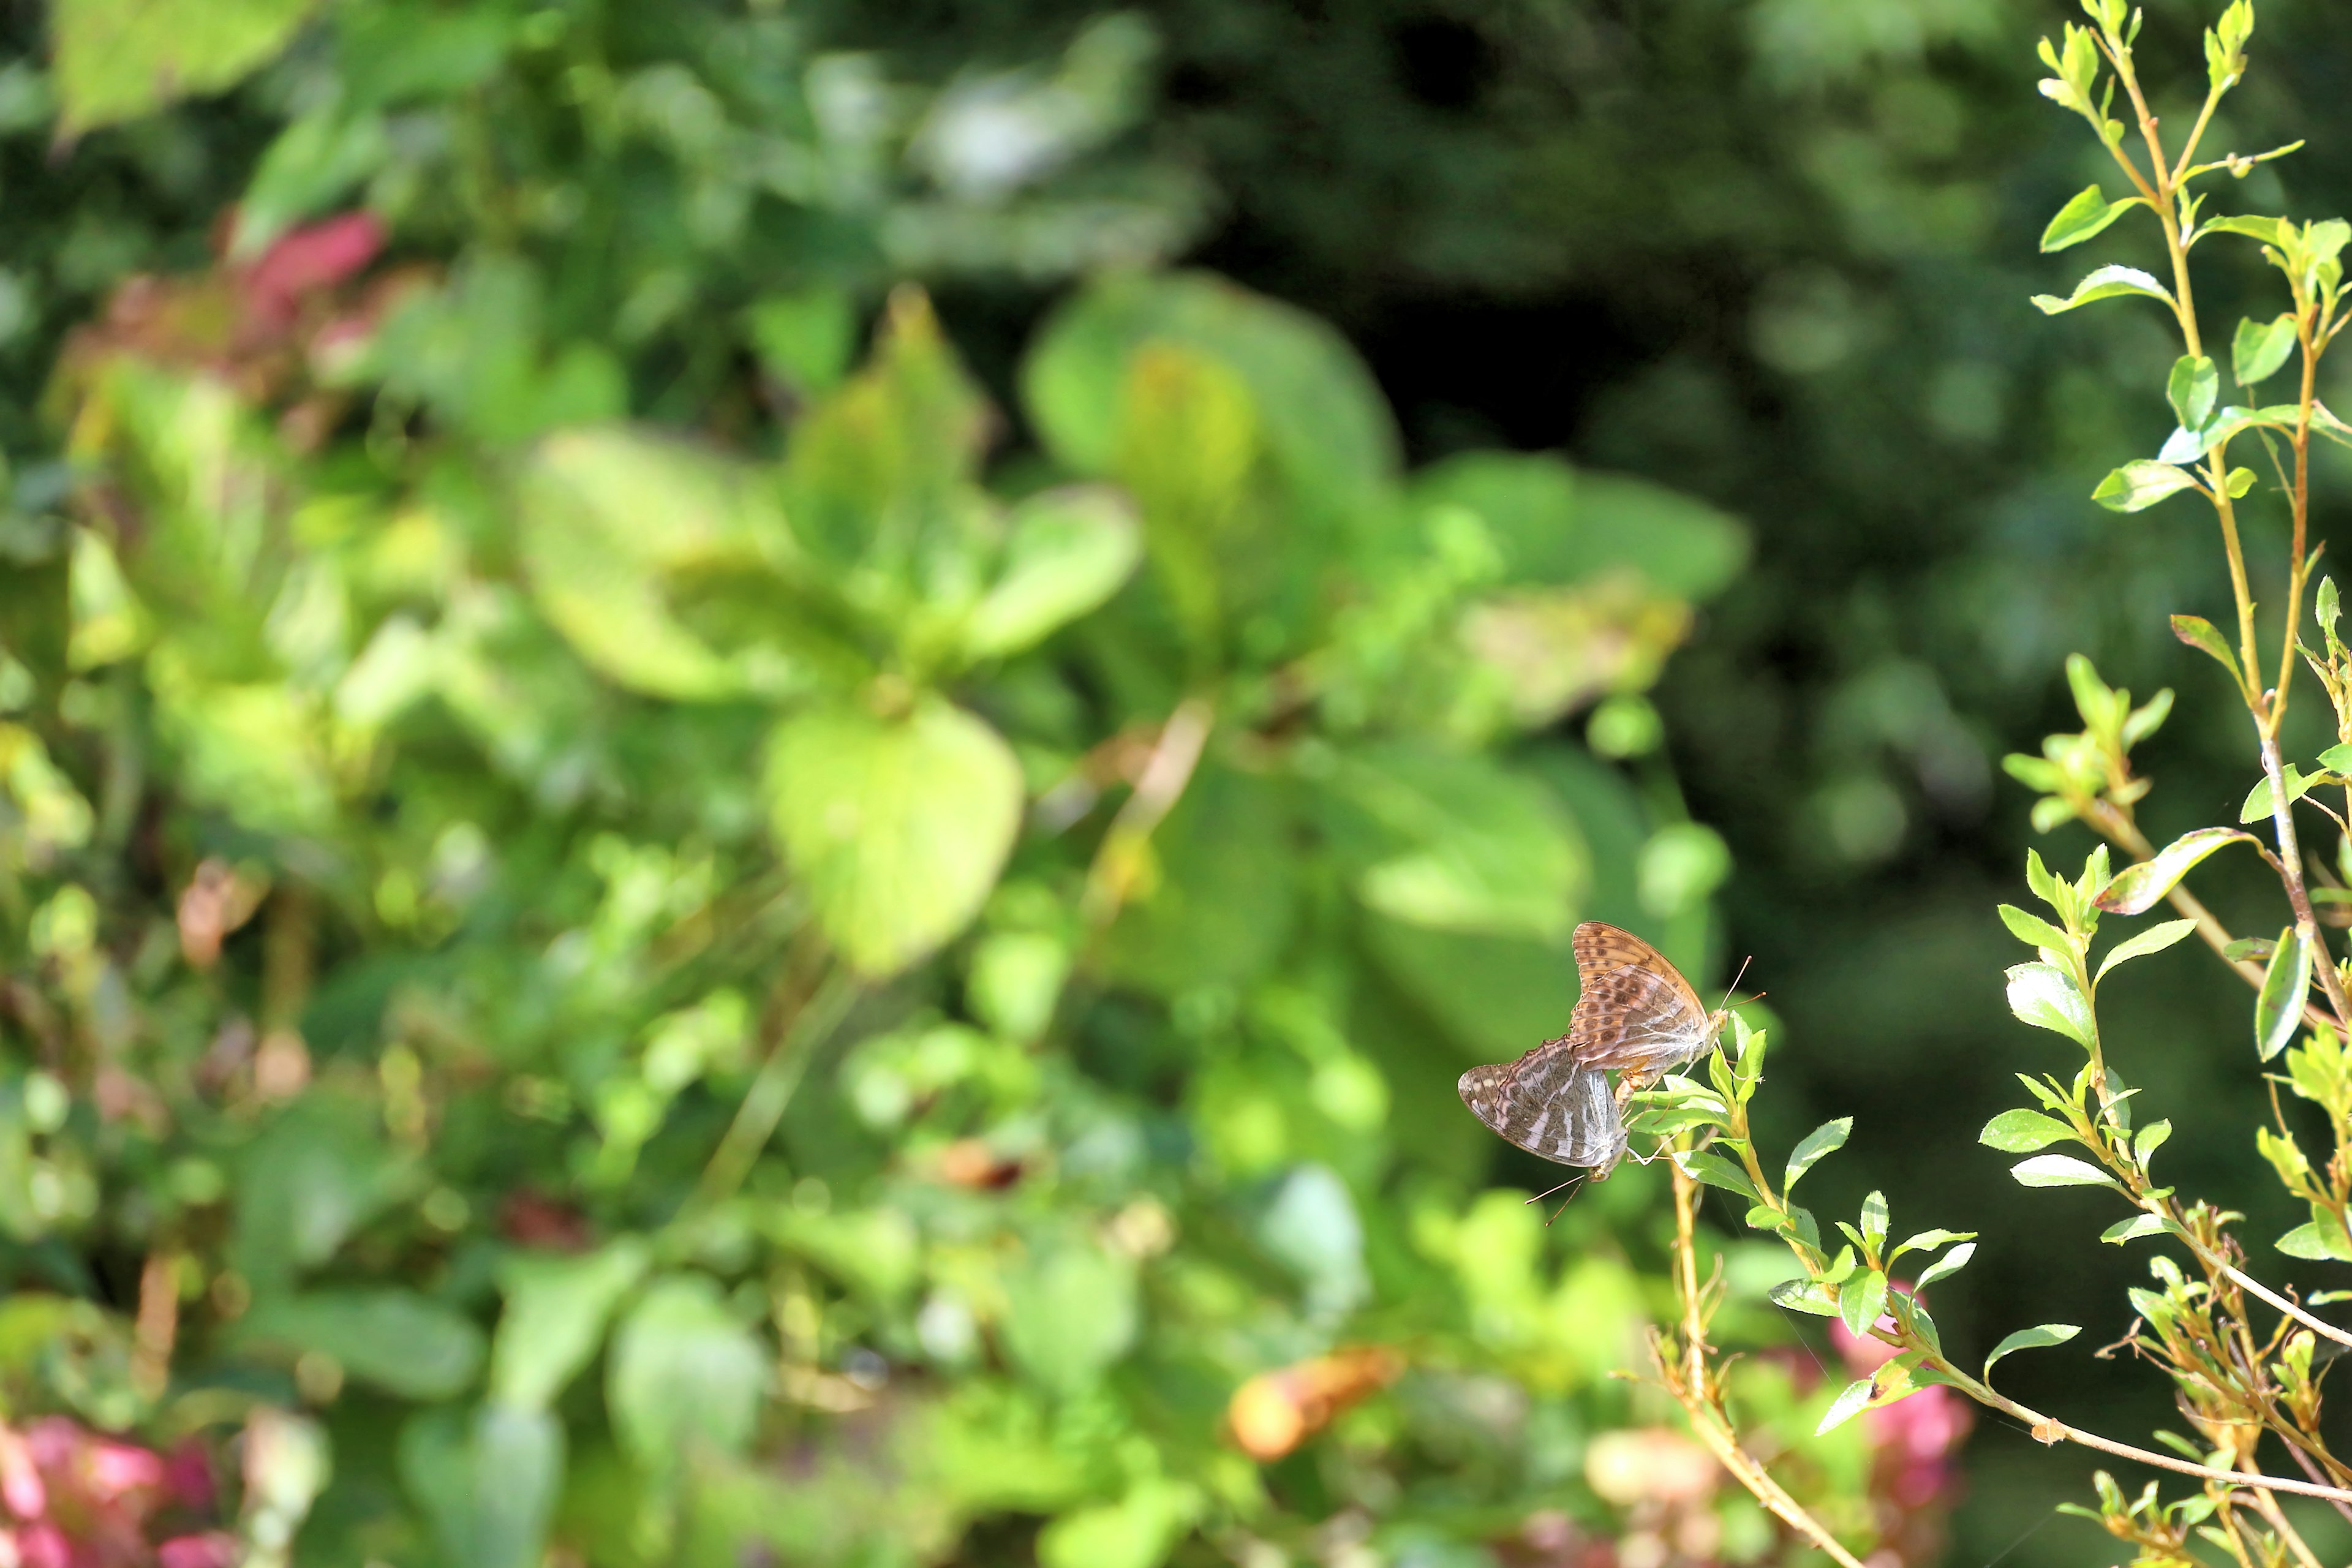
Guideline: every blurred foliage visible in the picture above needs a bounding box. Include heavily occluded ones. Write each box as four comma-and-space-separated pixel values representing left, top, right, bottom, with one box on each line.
0, 0, 1985, 1564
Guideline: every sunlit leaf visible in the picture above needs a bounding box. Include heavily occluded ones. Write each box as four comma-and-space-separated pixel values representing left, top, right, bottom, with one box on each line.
2166, 356, 2219, 433
960, 486, 1143, 661
2010, 1153, 2119, 1189
1915, 1242, 1976, 1287
2095, 919, 2198, 981
2096, 827, 2257, 914
1980, 1109, 2076, 1153
2256, 927, 2313, 1061
1816, 1377, 1875, 1434
766, 698, 1023, 978
1839, 1268, 1887, 1338
2092, 461, 2200, 512
2004, 962, 2095, 1048
54, 0, 319, 135
2101, 1213, 2174, 1244
1784, 1117, 1852, 1193
2040, 185, 2138, 252
2031, 264, 2174, 314
1984, 1323, 2080, 1379
2234, 314, 2299, 386
607, 1274, 764, 1473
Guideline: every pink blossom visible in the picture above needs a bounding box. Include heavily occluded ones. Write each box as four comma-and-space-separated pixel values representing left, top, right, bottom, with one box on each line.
243, 214, 386, 329
156, 1534, 236, 1568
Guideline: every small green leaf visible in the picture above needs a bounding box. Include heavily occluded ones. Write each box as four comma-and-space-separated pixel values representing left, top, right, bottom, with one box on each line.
2133, 1119, 2173, 1164
2102, 1213, 2174, 1244
1859, 1191, 1889, 1251
2256, 928, 2313, 1060
2226, 466, 2258, 499
2170, 614, 2243, 685
2167, 355, 2220, 432
1985, 1323, 2081, 1379
1839, 1268, 1888, 1338
2093, 460, 2201, 513
2318, 576, 2342, 643
1784, 1118, 1852, 1193
2321, 742, 2352, 774
2032, 264, 2174, 314
2224, 937, 2277, 963
1676, 1150, 1762, 1204
1980, 1109, 2077, 1152
1890, 1227, 1975, 1261
2205, 214, 2290, 246
2097, 827, 2258, 914
2242, 766, 2316, 823
2011, 1153, 2120, 1189
1816, 1377, 1877, 1434
2278, 1213, 2352, 1262
2041, 185, 2139, 251
492, 1241, 651, 1412
2005, 962, 2096, 1049
2096, 919, 2198, 982
1819, 1244, 1858, 1284
1999, 903, 2073, 954
1769, 1278, 1840, 1317
2234, 314, 2299, 386
608, 1275, 766, 1473
1915, 1242, 1977, 1287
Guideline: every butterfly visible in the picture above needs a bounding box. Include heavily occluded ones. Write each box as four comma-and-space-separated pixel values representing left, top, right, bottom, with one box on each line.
1456, 921, 1730, 1174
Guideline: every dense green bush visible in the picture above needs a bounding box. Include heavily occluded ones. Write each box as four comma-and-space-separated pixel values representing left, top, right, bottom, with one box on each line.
0, 2, 1992, 1564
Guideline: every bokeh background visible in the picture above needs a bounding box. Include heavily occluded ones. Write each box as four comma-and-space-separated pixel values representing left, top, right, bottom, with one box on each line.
6, 0, 2352, 1564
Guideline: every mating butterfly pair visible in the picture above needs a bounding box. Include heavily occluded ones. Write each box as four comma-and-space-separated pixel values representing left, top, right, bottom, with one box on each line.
1456, 921, 1730, 1174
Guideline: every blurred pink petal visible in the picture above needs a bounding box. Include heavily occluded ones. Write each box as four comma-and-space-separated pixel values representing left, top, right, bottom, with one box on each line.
12, 1522, 67, 1568
244, 214, 385, 329
0, 1427, 46, 1521
157, 1533, 237, 1568
81, 1442, 164, 1502
161, 1446, 213, 1512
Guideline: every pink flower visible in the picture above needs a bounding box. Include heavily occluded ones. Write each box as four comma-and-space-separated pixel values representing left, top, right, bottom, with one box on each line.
243, 214, 386, 330
157, 1534, 236, 1568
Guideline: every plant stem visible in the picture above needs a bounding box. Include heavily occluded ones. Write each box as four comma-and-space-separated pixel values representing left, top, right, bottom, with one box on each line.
690, 967, 858, 1213
2261, 736, 2352, 1029
1658, 1161, 1867, 1568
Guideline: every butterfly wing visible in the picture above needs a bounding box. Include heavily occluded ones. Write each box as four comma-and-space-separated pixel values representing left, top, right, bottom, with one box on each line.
1563, 920, 1714, 1077
1457, 1043, 1626, 1169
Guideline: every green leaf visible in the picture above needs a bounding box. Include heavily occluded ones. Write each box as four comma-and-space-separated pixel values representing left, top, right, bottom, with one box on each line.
1001, 1242, 1140, 1393
2320, 742, 2352, 774
399, 1404, 563, 1568
519, 428, 795, 700
1998, 903, 2073, 954
2205, 214, 2290, 246
2011, 1153, 2120, 1189
2256, 928, 2313, 1061
1980, 1109, 2077, 1153
766, 697, 1024, 978
1333, 744, 1588, 943
1038, 1479, 1200, 1568
2093, 461, 2201, 512
1769, 1277, 1839, 1317
1816, 1377, 1876, 1435
1676, 1150, 1762, 1204
239, 1289, 486, 1401
606, 1274, 766, 1474
2095, 918, 2198, 982
2167, 356, 2220, 432
1859, 1189, 1888, 1251
1890, 1227, 1975, 1261
2277, 1213, 2352, 1262
2234, 314, 2299, 386
1984, 1323, 2081, 1379
2102, 1213, 2174, 1244
2225, 937, 2278, 963
2096, 827, 2258, 914
2133, 1119, 2173, 1164
960, 486, 1143, 662
2032, 264, 2174, 314
490, 1240, 650, 1412
2041, 185, 2139, 251
2171, 614, 2244, 685
1839, 1268, 1888, 1338
1784, 1117, 1852, 1192
2242, 767, 2317, 823
54, 0, 319, 135
1915, 1242, 1976, 1287
2004, 962, 2095, 1049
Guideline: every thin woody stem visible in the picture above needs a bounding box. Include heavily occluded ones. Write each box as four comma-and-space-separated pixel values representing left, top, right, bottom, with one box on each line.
1660, 1161, 1867, 1568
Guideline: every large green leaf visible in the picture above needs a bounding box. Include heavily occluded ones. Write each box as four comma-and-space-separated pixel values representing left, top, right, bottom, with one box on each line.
1000, 1241, 1139, 1395
766, 697, 1023, 978
1325, 742, 1588, 941
606, 1274, 766, 1473
54, 0, 319, 135
239, 1289, 485, 1400
490, 1240, 650, 1412
518, 426, 796, 701
399, 1403, 563, 1568
960, 486, 1142, 661
1023, 271, 1400, 514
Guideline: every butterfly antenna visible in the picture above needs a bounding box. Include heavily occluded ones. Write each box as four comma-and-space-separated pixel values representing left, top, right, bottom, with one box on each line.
1543, 1179, 1587, 1226
1716, 954, 1754, 1017
1523, 1174, 1582, 1207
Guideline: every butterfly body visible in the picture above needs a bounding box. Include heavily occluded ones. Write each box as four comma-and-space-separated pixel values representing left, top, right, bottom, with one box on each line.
1455, 921, 1727, 1172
